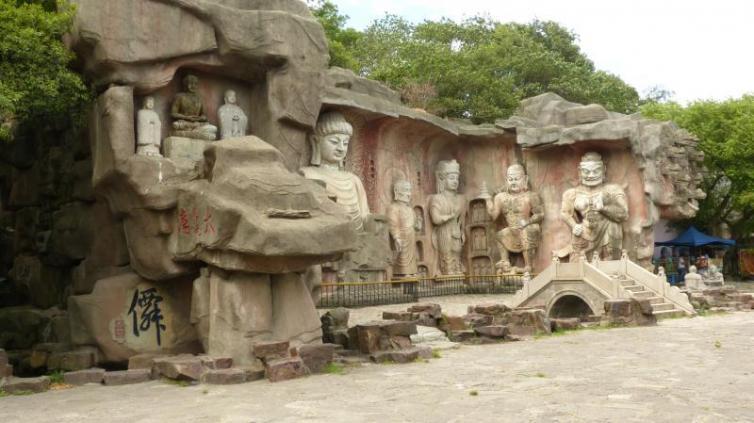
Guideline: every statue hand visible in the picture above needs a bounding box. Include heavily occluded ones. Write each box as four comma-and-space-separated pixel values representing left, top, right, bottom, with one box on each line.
592, 193, 604, 211
395, 240, 402, 253
573, 224, 584, 237
519, 219, 528, 228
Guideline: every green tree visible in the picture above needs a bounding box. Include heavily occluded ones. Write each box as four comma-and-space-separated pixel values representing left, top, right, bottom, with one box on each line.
351, 16, 639, 122
0, 0, 89, 142
307, 0, 362, 71
641, 97, 754, 240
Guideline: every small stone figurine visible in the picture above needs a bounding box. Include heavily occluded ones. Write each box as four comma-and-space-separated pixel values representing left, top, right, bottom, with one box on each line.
218, 89, 248, 139
136, 96, 162, 157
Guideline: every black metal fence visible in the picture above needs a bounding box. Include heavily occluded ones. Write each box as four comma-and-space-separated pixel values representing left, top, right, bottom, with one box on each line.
316, 274, 525, 308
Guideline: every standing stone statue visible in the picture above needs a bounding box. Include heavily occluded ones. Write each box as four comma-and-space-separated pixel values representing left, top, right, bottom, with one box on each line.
684, 265, 704, 290
300, 112, 369, 231
218, 89, 248, 139
388, 180, 419, 276
429, 160, 465, 275
170, 74, 217, 141
481, 164, 543, 274
560, 152, 628, 260
136, 96, 162, 157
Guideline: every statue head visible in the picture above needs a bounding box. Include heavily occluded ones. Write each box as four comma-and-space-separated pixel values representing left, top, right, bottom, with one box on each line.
506, 163, 528, 194
393, 180, 412, 204
689, 265, 698, 274
183, 74, 199, 93
579, 151, 605, 187
310, 112, 353, 168
224, 90, 237, 105
435, 160, 460, 193
144, 96, 155, 110
709, 264, 719, 275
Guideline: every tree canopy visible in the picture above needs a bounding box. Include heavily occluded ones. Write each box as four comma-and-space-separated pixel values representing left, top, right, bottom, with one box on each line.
0, 0, 89, 142
641, 97, 754, 241
308, 1, 639, 123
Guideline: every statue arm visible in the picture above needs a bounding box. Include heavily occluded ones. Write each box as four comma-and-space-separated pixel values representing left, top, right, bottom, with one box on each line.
601, 188, 629, 222
429, 197, 452, 225
486, 195, 502, 221
529, 192, 545, 225
353, 174, 370, 223
560, 190, 578, 229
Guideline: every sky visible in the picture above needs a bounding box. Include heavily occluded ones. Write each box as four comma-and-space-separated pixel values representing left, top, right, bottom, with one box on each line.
331, 0, 754, 104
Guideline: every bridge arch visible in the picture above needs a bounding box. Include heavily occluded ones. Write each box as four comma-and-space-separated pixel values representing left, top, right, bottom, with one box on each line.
546, 290, 598, 319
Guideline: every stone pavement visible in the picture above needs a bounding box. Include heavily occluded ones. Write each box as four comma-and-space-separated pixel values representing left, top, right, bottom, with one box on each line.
2, 312, 753, 422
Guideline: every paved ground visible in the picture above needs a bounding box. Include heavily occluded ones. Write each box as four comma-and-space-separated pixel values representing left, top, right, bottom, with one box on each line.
2, 308, 754, 423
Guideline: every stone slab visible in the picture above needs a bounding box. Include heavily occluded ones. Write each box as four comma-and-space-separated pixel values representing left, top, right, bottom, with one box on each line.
298, 344, 335, 374
153, 356, 204, 381
253, 341, 291, 362
1, 376, 50, 393
474, 325, 510, 339
103, 369, 151, 386
200, 368, 247, 385
163, 136, 212, 164
63, 368, 106, 385
265, 357, 307, 382
370, 347, 432, 364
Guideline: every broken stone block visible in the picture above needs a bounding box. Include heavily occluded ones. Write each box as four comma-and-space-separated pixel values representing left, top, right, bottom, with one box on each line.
407, 303, 442, 319
507, 309, 551, 336
153, 356, 204, 381
128, 353, 167, 370
242, 367, 266, 382
370, 347, 432, 364
381, 321, 417, 337
200, 368, 247, 385
603, 299, 656, 326
252, 341, 290, 362
265, 357, 307, 382
550, 318, 582, 332
47, 347, 98, 371
103, 369, 151, 386
0, 376, 50, 393
463, 313, 493, 328
321, 308, 349, 345
448, 330, 476, 342
440, 315, 467, 332
382, 311, 414, 321
197, 355, 233, 370
29, 349, 49, 369
63, 368, 106, 385
472, 303, 511, 316
297, 344, 335, 374
474, 325, 510, 339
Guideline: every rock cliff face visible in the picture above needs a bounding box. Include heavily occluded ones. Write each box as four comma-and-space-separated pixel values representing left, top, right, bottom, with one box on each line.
0, 0, 705, 370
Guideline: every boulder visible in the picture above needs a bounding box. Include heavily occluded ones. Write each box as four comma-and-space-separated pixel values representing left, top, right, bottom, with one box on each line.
297, 344, 335, 373
9, 255, 66, 309
507, 309, 551, 337
67, 272, 200, 363
463, 313, 493, 328
474, 325, 510, 339
440, 315, 467, 332
349, 321, 418, 354
551, 318, 582, 332
0, 306, 50, 350
153, 356, 204, 381
471, 303, 511, 316
265, 357, 307, 382
321, 308, 349, 346
200, 368, 247, 385
103, 369, 151, 386
47, 347, 98, 371
63, 368, 106, 385
448, 330, 476, 342
407, 303, 442, 319
603, 299, 656, 326
0, 376, 50, 393
382, 311, 414, 321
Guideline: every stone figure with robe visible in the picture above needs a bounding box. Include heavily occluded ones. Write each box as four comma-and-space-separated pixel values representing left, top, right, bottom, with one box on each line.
388, 180, 419, 276
481, 163, 543, 274
560, 152, 628, 260
429, 160, 466, 275
300, 111, 369, 232
170, 74, 217, 140
136, 96, 162, 157
218, 89, 248, 139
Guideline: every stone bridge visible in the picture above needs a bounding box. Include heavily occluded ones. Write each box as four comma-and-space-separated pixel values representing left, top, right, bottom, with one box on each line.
510, 256, 696, 319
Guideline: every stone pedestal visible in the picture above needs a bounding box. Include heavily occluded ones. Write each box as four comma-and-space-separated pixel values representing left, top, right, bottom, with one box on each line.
163, 136, 212, 164
192, 268, 321, 367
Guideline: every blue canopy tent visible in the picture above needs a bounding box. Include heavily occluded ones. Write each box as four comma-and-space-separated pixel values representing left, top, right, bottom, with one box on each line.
655, 226, 736, 247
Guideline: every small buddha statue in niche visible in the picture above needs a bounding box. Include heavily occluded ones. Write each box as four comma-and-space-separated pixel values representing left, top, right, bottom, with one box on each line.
136, 96, 162, 157
218, 89, 248, 139
170, 74, 217, 141
300, 112, 369, 231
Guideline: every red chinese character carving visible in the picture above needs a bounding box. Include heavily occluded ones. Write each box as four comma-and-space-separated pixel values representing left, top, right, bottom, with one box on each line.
204, 209, 216, 235
178, 208, 191, 235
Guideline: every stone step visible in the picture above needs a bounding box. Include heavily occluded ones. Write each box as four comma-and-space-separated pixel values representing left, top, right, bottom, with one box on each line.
653, 309, 686, 319
651, 303, 676, 312
623, 285, 645, 292
631, 291, 655, 299
647, 297, 665, 305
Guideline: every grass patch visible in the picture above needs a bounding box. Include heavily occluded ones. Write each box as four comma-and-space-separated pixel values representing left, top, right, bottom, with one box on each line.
0, 389, 34, 396
48, 370, 65, 384
0, 390, 8, 398
324, 362, 346, 375
714, 340, 722, 349
469, 390, 478, 396
535, 372, 547, 378
431, 350, 442, 359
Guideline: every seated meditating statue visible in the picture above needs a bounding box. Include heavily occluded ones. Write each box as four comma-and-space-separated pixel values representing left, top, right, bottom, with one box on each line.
300, 112, 369, 231
170, 74, 217, 141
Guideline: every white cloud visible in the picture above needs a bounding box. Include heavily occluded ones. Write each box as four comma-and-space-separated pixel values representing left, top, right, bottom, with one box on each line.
334, 0, 754, 103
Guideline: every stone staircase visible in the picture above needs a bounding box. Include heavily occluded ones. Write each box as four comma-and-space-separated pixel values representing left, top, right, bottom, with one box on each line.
613, 274, 686, 319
